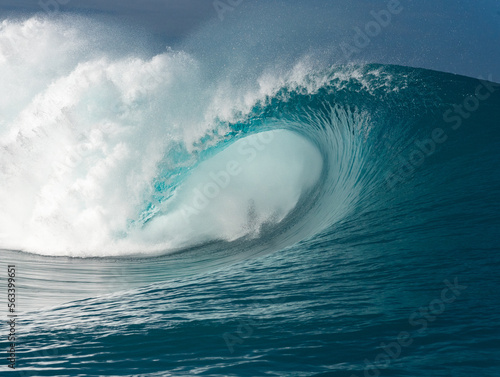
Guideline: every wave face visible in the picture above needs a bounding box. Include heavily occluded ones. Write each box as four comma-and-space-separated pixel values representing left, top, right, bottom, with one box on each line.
1, 15, 500, 377
0, 17, 394, 257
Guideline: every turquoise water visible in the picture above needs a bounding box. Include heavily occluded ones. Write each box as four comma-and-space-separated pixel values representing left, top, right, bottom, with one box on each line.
0, 16, 500, 377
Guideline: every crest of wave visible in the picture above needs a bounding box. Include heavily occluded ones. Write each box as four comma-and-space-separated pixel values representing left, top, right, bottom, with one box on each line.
0, 16, 329, 257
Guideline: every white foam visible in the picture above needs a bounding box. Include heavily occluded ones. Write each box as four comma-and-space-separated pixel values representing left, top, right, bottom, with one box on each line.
0, 16, 328, 257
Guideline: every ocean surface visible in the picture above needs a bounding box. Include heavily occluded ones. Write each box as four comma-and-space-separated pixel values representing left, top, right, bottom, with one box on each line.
1, 15, 500, 377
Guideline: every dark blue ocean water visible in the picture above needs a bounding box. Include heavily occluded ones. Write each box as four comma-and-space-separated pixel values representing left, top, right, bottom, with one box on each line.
1, 63, 499, 376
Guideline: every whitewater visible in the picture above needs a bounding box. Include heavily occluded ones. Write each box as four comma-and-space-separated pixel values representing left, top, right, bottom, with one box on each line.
0, 16, 373, 257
